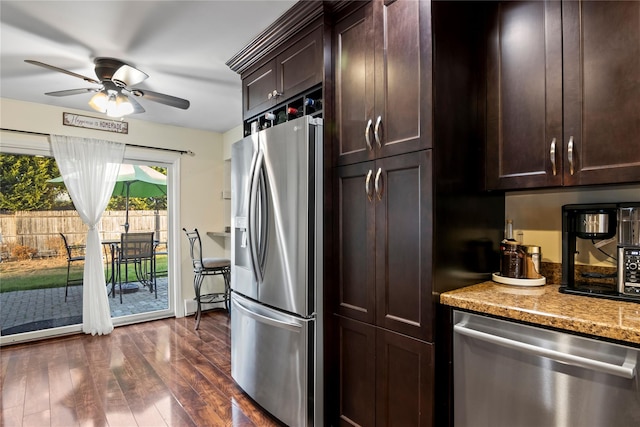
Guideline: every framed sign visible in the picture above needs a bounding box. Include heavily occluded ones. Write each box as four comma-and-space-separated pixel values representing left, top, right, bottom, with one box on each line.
63, 112, 129, 134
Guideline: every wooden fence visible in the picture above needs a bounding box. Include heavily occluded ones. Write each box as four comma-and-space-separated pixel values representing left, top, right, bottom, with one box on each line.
0, 210, 167, 259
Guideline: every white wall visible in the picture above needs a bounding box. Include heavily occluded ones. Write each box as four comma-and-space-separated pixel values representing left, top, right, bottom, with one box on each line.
219, 125, 243, 258
223, 124, 243, 161
505, 184, 640, 266
0, 98, 233, 316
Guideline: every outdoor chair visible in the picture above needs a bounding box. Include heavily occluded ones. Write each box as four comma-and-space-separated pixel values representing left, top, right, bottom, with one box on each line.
183, 228, 230, 330
60, 233, 85, 302
116, 231, 156, 303
153, 241, 168, 278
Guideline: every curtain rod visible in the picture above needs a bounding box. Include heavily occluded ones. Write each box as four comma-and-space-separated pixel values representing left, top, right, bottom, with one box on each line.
0, 128, 194, 156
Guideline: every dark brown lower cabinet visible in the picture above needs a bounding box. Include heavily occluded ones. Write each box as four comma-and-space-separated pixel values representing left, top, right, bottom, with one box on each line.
338, 315, 434, 427
338, 316, 376, 427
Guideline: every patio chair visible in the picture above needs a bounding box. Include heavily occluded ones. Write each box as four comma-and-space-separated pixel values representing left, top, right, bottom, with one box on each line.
60, 233, 85, 302
116, 231, 156, 303
183, 228, 230, 330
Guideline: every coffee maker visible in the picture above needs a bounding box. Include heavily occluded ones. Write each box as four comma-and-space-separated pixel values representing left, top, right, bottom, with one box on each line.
561, 202, 640, 301
617, 205, 640, 298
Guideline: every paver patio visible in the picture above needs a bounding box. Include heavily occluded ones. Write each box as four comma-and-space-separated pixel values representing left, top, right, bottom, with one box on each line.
0, 277, 169, 335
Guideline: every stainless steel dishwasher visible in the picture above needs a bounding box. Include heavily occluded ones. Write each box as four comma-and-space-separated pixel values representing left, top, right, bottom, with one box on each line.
453, 311, 640, 427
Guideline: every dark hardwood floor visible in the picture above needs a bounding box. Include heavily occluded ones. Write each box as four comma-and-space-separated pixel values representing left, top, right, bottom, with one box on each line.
1, 311, 283, 427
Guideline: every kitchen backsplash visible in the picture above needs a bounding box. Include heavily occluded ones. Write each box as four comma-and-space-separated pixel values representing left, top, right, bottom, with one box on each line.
505, 184, 640, 266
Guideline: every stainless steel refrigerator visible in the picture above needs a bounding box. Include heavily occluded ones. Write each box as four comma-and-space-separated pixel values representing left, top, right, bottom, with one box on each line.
230, 115, 323, 427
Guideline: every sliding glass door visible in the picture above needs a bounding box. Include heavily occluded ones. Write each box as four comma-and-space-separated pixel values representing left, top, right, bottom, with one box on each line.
0, 135, 179, 344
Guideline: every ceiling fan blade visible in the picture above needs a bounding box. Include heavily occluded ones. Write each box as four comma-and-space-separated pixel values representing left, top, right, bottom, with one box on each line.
45, 88, 100, 97
112, 64, 148, 87
25, 60, 100, 85
127, 95, 145, 114
133, 89, 190, 110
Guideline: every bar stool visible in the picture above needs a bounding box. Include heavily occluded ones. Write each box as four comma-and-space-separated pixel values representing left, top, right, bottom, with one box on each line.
182, 228, 230, 330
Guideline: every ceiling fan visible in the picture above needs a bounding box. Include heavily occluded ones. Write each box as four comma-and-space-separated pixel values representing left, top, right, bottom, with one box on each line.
25, 57, 190, 118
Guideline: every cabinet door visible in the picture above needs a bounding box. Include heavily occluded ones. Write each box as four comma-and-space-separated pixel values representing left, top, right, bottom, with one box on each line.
277, 26, 323, 100
334, 4, 376, 166
485, 1, 563, 190
562, 0, 640, 186
376, 329, 434, 427
374, 0, 432, 158
337, 316, 376, 427
336, 162, 376, 324
243, 60, 277, 119
375, 151, 433, 341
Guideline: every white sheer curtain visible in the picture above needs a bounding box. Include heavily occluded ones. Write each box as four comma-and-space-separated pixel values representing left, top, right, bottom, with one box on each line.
50, 135, 125, 335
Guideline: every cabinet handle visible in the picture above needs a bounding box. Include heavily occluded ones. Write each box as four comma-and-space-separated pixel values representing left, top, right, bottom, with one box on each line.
365, 119, 373, 151
374, 168, 383, 200
550, 138, 557, 176
374, 116, 383, 148
365, 169, 373, 201
568, 136, 574, 175
267, 90, 282, 100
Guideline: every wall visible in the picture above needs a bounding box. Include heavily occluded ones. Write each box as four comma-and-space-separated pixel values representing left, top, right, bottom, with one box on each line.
0, 98, 232, 316
223, 125, 242, 161
505, 184, 640, 266
220, 125, 243, 258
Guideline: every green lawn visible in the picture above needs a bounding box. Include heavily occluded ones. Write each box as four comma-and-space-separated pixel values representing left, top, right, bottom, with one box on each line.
0, 255, 168, 293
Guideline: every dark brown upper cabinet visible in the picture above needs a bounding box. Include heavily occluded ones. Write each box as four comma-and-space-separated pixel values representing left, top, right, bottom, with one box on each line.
486, 0, 640, 190
334, 0, 432, 166
242, 25, 324, 120
562, 0, 640, 186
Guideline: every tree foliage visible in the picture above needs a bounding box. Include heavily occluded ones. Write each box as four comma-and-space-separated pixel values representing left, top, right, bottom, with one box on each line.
1, 154, 167, 212
0, 154, 70, 211
107, 195, 166, 211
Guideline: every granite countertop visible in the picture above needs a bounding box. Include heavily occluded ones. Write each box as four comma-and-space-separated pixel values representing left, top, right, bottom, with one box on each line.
440, 281, 640, 346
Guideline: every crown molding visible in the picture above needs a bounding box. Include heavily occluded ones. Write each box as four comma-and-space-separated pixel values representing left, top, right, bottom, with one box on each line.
226, 1, 326, 75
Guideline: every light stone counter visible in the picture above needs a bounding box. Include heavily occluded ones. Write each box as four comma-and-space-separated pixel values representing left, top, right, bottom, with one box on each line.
440, 282, 640, 346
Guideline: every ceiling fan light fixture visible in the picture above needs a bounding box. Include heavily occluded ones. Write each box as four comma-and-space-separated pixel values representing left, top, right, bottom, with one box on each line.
103, 91, 133, 118
114, 93, 134, 116
88, 90, 108, 113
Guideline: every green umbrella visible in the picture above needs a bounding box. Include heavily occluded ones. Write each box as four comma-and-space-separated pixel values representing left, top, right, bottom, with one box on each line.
49, 164, 167, 232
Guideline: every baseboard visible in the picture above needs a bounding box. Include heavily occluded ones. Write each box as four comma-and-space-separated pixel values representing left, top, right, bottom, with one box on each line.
183, 299, 226, 315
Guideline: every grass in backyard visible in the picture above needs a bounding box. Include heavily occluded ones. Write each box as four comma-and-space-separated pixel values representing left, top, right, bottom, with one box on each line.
0, 255, 168, 293
0, 257, 72, 292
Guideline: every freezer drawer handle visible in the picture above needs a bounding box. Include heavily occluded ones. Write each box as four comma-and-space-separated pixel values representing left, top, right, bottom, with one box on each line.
454, 323, 637, 379
233, 298, 303, 332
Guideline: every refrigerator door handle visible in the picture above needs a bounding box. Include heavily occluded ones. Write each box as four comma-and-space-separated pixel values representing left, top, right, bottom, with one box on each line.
232, 296, 303, 332
248, 150, 265, 283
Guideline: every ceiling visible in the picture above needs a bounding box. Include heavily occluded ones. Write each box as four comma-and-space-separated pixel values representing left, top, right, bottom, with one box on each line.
0, 0, 297, 134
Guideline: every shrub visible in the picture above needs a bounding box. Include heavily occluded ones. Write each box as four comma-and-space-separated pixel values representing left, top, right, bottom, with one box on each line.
44, 236, 63, 258
11, 244, 38, 260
